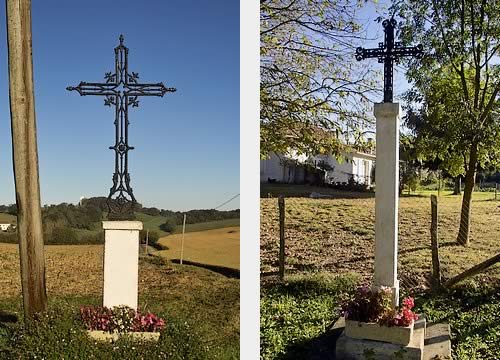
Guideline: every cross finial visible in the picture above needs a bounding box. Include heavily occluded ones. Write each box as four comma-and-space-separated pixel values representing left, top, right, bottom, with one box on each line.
119, 34, 124, 46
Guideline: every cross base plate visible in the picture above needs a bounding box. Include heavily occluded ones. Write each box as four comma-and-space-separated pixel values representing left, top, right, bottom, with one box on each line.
334, 317, 451, 360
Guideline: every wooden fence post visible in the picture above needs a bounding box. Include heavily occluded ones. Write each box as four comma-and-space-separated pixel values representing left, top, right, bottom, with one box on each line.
6, 0, 47, 321
430, 195, 441, 289
278, 195, 285, 280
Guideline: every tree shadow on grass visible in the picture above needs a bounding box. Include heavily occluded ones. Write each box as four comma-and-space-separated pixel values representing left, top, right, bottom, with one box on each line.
170, 259, 240, 278
276, 325, 343, 360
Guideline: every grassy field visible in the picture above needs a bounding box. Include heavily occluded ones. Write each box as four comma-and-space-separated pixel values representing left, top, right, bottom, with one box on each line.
135, 213, 240, 237
261, 191, 500, 286
157, 226, 240, 270
260, 184, 500, 359
0, 244, 239, 358
0, 213, 16, 224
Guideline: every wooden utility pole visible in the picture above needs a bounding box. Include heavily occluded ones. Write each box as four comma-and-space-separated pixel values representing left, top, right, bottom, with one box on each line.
278, 195, 285, 280
430, 195, 441, 289
6, 0, 47, 321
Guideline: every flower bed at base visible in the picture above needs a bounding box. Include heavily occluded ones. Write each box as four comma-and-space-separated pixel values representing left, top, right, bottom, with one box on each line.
341, 286, 419, 345
80, 305, 165, 341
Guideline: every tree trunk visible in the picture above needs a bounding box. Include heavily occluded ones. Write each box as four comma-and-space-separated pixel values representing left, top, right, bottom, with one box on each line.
453, 176, 462, 195
6, 0, 47, 321
456, 146, 478, 246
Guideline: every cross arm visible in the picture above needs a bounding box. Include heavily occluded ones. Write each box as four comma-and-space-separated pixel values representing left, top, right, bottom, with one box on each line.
392, 44, 424, 58
66, 82, 117, 96
355, 47, 386, 61
125, 82, 177, 97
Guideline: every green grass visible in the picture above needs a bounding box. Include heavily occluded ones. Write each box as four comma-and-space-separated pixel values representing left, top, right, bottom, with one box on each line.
0, 256, 239, 359
414, 284, 500, 360
260, 273, 359, 360
260, 273, 500, 360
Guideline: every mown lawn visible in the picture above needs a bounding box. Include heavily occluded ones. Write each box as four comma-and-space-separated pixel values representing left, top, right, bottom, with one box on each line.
0, 244, 239, 359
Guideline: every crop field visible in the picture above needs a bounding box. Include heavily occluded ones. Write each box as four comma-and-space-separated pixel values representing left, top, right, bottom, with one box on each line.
261, 192, 500, 287
0, 213, 16, 224
157, 226, 240, 270
0, 244, 239, 357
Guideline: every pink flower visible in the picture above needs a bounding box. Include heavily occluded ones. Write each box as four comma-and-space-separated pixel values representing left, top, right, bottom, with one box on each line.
402, 297, 415, 309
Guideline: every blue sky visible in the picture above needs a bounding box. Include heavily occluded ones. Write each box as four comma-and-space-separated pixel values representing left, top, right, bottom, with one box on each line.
0, 0, 239, 211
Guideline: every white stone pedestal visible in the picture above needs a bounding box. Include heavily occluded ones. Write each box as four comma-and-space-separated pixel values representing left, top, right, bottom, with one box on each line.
102, 221, 143, 310
373, 102, 401, 307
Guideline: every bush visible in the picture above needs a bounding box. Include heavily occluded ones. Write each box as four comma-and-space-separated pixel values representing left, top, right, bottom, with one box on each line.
46, 226, 79, 245
160, 218, 177, 233
79, 231, 104, 245
0, 232, 17, 244
139, 230, 160, 248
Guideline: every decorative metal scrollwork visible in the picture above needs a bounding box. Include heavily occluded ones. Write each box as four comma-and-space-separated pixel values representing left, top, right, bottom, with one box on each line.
355, 18, 423, 103
67, 35, 176, 219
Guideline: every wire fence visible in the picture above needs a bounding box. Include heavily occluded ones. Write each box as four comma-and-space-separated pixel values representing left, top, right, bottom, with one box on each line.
260, 188, 500, 291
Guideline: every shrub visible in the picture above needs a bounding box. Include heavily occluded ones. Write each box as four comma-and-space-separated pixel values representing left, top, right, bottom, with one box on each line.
46, 226, 79, 245
160, 218, 177, 233
0, 232, 17, 244
79, 231, 104, 244
139, 230, 160, 248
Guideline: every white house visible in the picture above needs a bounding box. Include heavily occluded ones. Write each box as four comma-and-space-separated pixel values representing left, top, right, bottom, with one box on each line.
0, 223, 13, 231
314, 150, 375, 186
261, 150, 375, 186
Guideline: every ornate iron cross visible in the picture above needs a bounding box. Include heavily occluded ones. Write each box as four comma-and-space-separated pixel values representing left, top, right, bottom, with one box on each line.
67, 35, 176, 220
355, 18, 423, 103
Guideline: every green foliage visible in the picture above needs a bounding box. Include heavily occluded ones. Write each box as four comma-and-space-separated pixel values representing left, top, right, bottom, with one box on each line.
260, 273, 359, 359
42, 203, 103, 231
160, 218, 177, 233
0, 303, 209, 359
139, 229, 160, 248
260, 0, 377, 157
414, 284, 500, 359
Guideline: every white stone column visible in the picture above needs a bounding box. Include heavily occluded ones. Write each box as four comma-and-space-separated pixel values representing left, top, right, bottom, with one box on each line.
373, 103, 400, 307
102, 221, 143, 310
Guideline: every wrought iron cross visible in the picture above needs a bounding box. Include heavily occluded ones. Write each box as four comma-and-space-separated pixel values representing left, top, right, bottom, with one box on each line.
67, 35, 176, 219
355, 18, 423, 103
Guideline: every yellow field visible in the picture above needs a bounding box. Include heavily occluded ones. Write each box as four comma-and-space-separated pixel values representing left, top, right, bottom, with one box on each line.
157, 226, 240, 270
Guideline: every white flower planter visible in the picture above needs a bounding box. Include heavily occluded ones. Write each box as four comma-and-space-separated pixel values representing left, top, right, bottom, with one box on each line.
87, 330, 160, 342
345, 319, 414, 345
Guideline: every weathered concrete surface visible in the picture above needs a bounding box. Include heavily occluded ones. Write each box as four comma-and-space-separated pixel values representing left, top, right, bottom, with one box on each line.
334, 317, 452, 360
102, 221, 143, 310
373, 102, 401, 307
87, 330, 160, 342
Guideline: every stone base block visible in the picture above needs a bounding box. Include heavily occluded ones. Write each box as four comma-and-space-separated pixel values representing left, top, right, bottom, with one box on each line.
345, 319, 413, 345
336, 325, 424, 360
334, 317, 451, 360
87, 330, 160, 342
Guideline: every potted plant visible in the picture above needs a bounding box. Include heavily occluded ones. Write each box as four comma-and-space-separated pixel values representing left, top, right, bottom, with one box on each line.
341, 286, 419, 345
80, 305, 166, 342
